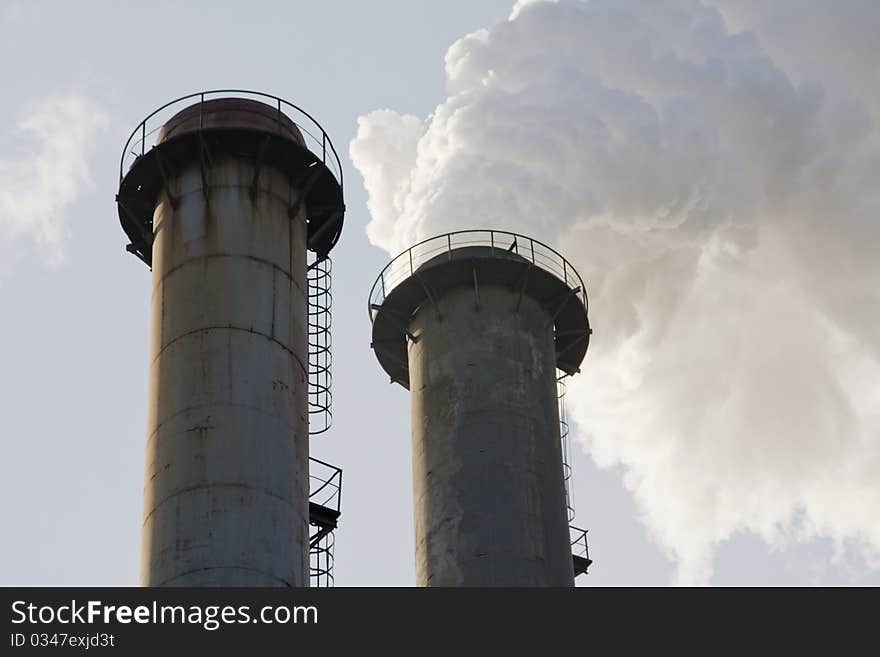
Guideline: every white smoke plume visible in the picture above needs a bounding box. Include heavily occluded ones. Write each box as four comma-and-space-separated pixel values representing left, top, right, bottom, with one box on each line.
350, 0, 880, 584
0, 92, 107, 268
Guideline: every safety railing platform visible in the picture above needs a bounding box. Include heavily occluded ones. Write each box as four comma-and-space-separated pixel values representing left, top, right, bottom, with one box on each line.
368, 230, 591, 387
116, 89, 345, 265
309, 457, 342, 587
570, 526, 592, 577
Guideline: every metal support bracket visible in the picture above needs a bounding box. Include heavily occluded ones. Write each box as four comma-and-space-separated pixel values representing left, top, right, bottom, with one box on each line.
116, 195, 154, 248
546, 286, 582, 327
125, 243, 150, 266
556, 333, 588, 360
370, 305, 418, 343
288, 165, 324, 220
414, 272, 442, 321
307, 207, 343, 254
370, 339, 409, 370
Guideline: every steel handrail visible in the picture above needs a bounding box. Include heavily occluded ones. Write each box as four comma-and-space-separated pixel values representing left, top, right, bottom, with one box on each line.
368, 229, 588, 322
570, 526, 590, 560
308, 457, 343, 512
119, 89, 343, 191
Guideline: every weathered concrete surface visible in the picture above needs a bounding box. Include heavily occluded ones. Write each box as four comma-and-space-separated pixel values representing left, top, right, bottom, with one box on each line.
408, 284, 574, 586
141, 157, 309, 586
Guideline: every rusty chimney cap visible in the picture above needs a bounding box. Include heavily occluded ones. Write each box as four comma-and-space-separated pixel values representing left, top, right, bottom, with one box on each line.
156, 97, 305, 147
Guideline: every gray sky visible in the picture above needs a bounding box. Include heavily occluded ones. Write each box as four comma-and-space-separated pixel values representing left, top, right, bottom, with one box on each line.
1, 0, 877, 586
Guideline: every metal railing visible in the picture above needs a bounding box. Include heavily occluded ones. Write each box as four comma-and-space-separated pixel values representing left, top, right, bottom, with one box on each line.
368, 230, 588, 323
118, 89, 343, 191
570, 526, 590, 564
309, 457, 342, 514
309, 457, 342, 588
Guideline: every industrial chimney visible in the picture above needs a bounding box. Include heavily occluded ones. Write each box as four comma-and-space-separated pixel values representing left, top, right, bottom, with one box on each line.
368, 231, 591, 586
116, 91, 345, 586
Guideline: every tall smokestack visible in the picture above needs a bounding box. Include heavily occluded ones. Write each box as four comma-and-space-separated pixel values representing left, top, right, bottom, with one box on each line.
368, 230, 590, 586
116, 91, 344, 586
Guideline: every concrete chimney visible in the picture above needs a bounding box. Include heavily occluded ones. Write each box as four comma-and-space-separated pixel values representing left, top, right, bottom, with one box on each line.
116, 92, 344, 586
368, 231, 590, 586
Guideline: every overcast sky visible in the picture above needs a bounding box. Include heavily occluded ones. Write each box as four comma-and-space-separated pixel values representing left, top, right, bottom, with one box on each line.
1, 0, 877, 586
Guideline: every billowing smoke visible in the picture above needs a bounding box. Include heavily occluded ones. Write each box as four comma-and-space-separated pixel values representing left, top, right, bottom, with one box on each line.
350, 0, 880, 583
0, 92, 107, 270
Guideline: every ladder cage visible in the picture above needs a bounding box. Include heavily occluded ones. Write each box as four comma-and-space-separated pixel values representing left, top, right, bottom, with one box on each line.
308, 256, 333, 435
558, 372, 594, 577
306, 256, 340, 586
310, 531, 335, 588
557, 372, 576, 523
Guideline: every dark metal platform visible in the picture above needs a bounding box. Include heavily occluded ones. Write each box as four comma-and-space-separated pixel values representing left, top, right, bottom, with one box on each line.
369, 231, 591, 389
116, 91, 345, 266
